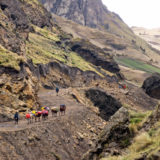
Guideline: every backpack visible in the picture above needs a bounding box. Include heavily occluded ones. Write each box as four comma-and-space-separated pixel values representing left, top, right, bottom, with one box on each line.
56, 87, 59, 92
14, 112, 19, 119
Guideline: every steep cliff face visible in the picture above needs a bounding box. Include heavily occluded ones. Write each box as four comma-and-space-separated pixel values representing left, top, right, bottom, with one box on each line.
39, 0, 133, 36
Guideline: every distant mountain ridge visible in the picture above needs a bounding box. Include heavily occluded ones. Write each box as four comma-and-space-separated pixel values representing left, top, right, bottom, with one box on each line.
39, 0, 133, 37
132, 26, 160, 51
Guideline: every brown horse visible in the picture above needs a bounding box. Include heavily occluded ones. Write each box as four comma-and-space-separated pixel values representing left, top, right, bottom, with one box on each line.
51, 106, 59, 117
35, 111, 42, 122
59, 104, 66, 116
42, 110, 48, 120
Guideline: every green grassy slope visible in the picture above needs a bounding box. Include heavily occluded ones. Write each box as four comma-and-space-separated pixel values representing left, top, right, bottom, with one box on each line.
115, 57, 160, 74
26, 25, 103, 75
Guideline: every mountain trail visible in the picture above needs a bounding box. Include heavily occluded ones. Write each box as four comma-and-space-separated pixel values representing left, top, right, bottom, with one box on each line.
0, 88, 87, 132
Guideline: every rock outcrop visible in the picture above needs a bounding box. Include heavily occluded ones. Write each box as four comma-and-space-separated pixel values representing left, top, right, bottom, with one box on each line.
85, 89, 122, 121
82, 107, 131, 160
142, 73, 160, 99
0, 64, 39, 122
26, 59, 102, 88
70, 39, 120, 74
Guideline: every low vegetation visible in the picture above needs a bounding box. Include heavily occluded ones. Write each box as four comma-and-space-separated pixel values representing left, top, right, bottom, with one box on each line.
115, 57, 160, 74
101, 127, 160, 160
0, 45, 21, 70
101, 110, 160, 160
129, 111, 151, 135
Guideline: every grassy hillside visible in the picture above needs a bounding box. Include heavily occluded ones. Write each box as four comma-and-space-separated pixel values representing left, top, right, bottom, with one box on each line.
115, 57, 160, 74
0, 45, 21, 70
26, 25, 104, 76
52, 14, 160, 66
0, 0, 111, 77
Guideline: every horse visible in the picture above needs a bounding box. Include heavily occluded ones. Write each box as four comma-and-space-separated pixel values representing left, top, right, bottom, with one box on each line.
26, 112, 33, 124
35, 111, 42, 122
59, 104, 66, 116
44, 107, 50, 114
42, 110, 48, 120
51, 106, 59, 117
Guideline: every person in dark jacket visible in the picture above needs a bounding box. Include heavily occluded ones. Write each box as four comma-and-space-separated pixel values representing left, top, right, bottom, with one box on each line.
14, 111, 19, 125
56, 87, 59, 96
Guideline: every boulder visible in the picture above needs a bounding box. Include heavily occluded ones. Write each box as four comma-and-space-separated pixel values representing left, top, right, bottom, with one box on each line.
142, 73, 160, 99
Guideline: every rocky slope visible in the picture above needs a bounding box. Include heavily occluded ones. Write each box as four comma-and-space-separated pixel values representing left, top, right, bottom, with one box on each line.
0, 0, 56, 121
39, 0, 160, 66
0, 0, 122, 121
0, 0, 160, 160
83, 107, 130, 160
0, 89, 107, 160
39, 0, 132, 36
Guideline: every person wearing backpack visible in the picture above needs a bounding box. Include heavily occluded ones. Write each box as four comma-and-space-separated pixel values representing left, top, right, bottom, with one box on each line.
14, 111, 19, 125
56, 87, 59, 96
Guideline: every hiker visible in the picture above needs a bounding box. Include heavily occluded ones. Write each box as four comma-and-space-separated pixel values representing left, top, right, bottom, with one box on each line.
56, 87, 59, 96
14, 111, 19, 125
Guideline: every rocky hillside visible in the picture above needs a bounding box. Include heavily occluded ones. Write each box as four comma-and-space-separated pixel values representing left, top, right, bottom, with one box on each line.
1, 0, 160, 160
39, 0, 132, 36
39, 0, 160, 67
0, 0, 122, 120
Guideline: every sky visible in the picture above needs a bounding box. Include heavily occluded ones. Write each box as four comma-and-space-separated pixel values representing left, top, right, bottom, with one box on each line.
102, 0, 160, 29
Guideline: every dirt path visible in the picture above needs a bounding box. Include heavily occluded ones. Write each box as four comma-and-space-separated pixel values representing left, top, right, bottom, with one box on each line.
0, 88, 85, 132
